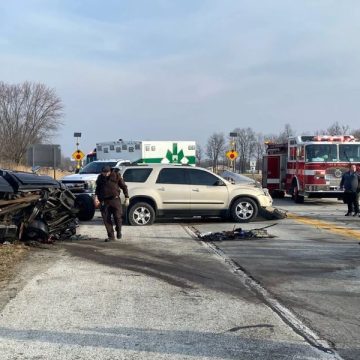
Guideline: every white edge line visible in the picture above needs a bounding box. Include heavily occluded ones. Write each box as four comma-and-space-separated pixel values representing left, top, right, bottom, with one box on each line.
184, 226, 344, 360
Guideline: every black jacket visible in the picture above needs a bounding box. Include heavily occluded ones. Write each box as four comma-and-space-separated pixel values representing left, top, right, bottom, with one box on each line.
95, 172, 129, 201
340, 171, 360, 193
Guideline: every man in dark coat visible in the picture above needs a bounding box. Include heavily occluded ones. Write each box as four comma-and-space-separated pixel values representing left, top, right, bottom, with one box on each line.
340, 164, 360, 216
95, 166, 129, 241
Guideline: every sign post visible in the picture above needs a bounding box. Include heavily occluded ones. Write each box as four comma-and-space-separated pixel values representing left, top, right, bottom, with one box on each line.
73, 132, 82, 172
226, 150, 239, 172
250, 160, 256, 173
72, 149, 85, 171
229, 132, 239, 172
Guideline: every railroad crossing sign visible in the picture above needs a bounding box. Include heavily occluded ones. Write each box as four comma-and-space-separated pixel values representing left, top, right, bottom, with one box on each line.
72, 149, 85, 161
226, 150, 239, 161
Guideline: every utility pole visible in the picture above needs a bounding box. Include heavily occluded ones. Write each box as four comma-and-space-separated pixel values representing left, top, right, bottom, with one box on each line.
229, 132, 239, 172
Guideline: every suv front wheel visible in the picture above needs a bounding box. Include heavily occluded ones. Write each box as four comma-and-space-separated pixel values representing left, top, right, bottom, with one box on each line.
128, 202, 155, 226
231, 197, 258, 222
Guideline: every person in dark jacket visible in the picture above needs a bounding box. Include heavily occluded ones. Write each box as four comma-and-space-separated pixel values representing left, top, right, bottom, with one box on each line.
95, 166, 129, 241
340, 164, 360, 216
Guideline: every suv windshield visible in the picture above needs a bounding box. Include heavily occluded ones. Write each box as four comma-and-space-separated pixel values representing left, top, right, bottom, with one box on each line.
79, 161, 117, 174
339, 144, 360, 162
305, 145, 337, 162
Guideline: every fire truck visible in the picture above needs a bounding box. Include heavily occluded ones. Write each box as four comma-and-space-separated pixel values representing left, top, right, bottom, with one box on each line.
262, 135, 360, 202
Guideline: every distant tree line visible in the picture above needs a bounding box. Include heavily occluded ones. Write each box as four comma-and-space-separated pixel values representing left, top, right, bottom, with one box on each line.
0, 81, 63, 165
2, 80, 359, 174
201, 122, 360, 173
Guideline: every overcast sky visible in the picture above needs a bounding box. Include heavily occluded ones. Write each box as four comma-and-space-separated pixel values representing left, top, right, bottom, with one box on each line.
1, 0, 359, 156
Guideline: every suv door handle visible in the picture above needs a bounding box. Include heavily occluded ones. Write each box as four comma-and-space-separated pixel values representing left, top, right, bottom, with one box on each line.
157, 187, 165, 191
192, 188, 199, 192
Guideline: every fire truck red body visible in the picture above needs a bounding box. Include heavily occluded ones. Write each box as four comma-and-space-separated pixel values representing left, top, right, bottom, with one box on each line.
262, 135, 360, 202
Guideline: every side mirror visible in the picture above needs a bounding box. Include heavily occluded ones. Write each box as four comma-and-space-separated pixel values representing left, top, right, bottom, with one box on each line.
215, 179, 226, 186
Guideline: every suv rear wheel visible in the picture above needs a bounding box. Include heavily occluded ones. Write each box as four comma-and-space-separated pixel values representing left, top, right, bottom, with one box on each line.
128, 202, 155, 226
231, 197, 258, 222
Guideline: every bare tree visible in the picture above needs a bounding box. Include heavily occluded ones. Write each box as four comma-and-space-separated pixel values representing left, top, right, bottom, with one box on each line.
325, 121, 350, 135
278, 123, 295, 142
232, 127, 256, 173
0, 81, 63, 164
196, 144, 203, 166
254, 133, 266, 170
264, 124, 295, 145
206, 133, 226, 172
352, 128, 360, 139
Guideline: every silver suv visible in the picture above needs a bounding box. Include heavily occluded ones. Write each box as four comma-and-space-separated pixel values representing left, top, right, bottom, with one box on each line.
121, 164, 272, 225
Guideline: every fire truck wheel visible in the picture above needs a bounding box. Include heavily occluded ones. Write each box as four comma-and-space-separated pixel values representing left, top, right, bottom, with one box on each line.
231, 197, 258, 222
293, 187, 304, 203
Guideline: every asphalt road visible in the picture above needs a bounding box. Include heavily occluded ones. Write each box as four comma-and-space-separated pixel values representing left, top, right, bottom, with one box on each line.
192, 197, 360, 360
0, 198, 358, 359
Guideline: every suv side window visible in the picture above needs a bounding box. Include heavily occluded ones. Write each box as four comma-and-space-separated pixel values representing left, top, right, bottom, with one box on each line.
123, 168, 152, 183
156, 168, 188, 185
188, 169, 220, 186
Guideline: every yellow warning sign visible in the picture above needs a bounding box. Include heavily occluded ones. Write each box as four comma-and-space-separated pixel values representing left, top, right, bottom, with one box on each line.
72, 149, 85, 161
226, 150, 239, 161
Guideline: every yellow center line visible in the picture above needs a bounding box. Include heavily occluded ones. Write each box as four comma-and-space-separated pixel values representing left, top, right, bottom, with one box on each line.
287, 213, 360, 240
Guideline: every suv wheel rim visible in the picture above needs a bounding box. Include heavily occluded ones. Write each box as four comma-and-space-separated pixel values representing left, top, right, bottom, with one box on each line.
235, 202, 254, 220
133, 206, 151, 225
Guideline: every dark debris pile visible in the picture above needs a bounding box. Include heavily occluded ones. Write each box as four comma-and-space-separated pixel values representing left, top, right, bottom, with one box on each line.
193, 224, 277, 242
0, 169, 94, 243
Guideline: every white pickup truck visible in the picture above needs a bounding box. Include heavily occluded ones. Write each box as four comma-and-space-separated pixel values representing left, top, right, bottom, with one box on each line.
61, 159, 130, 220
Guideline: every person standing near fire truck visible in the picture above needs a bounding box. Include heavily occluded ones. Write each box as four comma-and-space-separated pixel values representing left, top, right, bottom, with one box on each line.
340, 164, 360, 216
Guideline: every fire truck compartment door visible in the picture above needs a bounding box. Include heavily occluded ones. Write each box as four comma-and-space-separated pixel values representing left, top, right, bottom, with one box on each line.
267, 156, 280, 178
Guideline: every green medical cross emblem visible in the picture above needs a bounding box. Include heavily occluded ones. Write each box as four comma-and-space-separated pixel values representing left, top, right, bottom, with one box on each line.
165, 143, 187, 163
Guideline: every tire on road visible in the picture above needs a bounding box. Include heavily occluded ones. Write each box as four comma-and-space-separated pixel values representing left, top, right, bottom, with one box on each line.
128, 202, 155, 226
293, 187, 305, 204
230, 197, 258, 222
75, 194, 96, 221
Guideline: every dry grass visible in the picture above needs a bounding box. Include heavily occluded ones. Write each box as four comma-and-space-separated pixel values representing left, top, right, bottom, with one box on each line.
0, 163, 71, 180
0, 243, 29, 282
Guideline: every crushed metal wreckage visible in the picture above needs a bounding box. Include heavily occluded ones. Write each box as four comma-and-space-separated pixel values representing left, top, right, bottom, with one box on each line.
260, 206, 287, 220
0, 169, 95, 243
190, 224, 277, 242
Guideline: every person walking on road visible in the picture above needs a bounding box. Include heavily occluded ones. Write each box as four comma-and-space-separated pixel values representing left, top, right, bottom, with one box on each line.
95, 166, 129, 241
340, 164, 360, 216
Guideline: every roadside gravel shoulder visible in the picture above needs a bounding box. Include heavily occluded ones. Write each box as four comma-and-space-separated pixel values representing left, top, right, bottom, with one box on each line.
0, 246, 63, 313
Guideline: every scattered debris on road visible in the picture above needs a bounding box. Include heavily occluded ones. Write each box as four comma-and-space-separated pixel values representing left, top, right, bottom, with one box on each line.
190, 224, 277, 242
260, 206, 287, 220
0, 169, 94, 243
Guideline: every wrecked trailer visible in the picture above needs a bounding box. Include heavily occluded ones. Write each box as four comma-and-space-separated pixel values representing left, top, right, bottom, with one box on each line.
0, 169, 95, 243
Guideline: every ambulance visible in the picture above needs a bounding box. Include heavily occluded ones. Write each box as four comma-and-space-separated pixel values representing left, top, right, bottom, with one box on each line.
95, 140, 196, 165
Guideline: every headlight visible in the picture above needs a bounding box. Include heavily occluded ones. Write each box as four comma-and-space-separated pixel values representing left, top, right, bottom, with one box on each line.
85, 180, 96, 192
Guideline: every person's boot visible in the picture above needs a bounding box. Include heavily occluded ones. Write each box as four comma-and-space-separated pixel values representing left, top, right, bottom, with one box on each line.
345, 212, 352, 216
105, 233, 115, 242
116, 231, 122, 240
